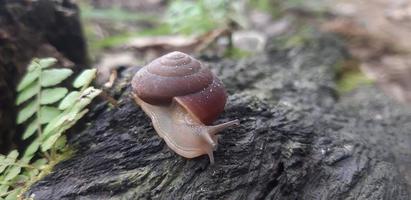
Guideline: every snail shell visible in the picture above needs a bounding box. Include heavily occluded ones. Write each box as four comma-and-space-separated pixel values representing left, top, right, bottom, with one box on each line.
132, 51, 226, 124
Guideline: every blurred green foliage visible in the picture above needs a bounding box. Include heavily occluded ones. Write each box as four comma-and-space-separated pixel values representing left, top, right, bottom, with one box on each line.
80, 3, 158, 23
165, 0, 231, 35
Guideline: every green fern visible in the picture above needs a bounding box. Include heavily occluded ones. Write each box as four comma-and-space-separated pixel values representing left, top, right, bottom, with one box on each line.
0, 58, 102, 199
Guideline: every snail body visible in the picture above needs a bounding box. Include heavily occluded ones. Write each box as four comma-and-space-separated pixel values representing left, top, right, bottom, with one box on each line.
131, 51, 239, 163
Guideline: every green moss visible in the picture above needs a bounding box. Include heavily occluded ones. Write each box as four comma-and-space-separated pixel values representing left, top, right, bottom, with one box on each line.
337, 70, 374, 93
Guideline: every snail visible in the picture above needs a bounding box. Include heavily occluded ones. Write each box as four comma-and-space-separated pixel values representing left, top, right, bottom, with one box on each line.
131, 51, 239, 164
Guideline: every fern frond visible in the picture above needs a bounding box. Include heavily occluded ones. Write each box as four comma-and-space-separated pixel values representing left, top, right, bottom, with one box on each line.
6, 57, 102, 200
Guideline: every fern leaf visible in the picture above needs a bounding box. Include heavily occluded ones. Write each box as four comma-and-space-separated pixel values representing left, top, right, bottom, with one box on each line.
32, 159, 47, 170
73, 69, 97, 88
38, 57, 57, 69
39, 106, 61, 124
15, 82, 38, 105
58, 91, 80, 110
16, 100, 37, 124
24, 139, 40, 158
4, 166, 21, 181
6, 150, 18, 163
27, 59, 40, 71
22, 120, 37, 140
41, 133, 61, 152
4, 188, 21, 200
0, 185, 8, 195
0, 155, 7, 173
16, 68, 40, 91
40, 87, 68, 104
41, 109, 89, 152
40, 69, 73, 87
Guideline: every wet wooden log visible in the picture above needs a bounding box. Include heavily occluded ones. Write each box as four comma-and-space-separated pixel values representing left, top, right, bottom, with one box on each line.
26, 35, 410, 199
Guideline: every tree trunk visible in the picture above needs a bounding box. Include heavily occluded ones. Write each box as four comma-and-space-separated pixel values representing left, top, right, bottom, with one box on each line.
26, 35, 411, 199
0, 0, 88, 153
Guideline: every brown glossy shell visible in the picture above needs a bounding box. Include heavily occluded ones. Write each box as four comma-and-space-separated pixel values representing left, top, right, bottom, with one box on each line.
132, 51, 227, 124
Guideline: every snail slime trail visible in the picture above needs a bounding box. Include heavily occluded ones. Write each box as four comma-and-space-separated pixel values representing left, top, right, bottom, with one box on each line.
131, 51, 239, 164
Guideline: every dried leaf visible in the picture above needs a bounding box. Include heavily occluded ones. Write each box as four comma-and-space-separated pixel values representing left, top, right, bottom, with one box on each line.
58, 91, 80, 110
40, 87, 68, 104
40, 69, 73, 87
73, 69, 97, 88
39, 106, 61, 124
16, 82, 38, 105
16, 100, 37, 124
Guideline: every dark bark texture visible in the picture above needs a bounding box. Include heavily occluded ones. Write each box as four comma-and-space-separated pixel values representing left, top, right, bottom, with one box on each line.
0, 0, 88, 153
26, 35, 411, 199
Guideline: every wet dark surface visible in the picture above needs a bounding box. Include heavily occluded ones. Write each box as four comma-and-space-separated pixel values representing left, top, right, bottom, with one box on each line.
27, 35, 410, 200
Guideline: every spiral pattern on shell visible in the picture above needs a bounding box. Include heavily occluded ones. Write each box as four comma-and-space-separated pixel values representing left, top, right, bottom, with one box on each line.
132, 51, 227, 124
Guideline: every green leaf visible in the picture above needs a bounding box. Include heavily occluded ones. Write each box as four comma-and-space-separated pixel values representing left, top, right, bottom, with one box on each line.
42, 109, 88, 151
39, 106, 61, 124
25, 168, 39, 177
0, 163, 7, 174
4, 188, 20, 200
38, 57, 57, 69
73, 69, 97, 88
16, 100, 37, 124
54, 135, 67, 150
41, 133, 61, 152
58, 91, 80, 110
4, 166, 21, 181
22, 120, 37, 140
16, 68, 40, 91
42, 114, 66, 140
6, 150, 18, 162
20, 156, 32, 165
40, 87, 68, 104
14, 175, 28, 184
40, 69, 73, 87
0, 185, 8, 196
32, 159, 48, 170
0, 155, 6, 173
27, 59, 40, 71
24, 139, 40, 157
74, 87, 102, 111
15, 82, 38, 105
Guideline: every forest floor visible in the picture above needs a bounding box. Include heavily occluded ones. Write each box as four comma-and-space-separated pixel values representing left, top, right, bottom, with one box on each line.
79, 0, 411, 105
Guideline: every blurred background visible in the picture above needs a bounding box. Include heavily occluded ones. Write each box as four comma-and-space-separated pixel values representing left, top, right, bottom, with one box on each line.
78, 0, 411, 104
